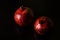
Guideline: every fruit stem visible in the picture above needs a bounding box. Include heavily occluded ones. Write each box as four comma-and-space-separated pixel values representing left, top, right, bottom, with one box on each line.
19, 5, 23, 10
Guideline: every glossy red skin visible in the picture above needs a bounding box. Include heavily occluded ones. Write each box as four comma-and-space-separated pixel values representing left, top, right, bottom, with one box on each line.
14, 7, 33, 26
34, 16, 48, 35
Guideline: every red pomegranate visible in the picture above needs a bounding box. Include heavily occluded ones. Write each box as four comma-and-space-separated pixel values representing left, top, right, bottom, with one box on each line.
14, 6, 33, 26
34, 16, 53, 35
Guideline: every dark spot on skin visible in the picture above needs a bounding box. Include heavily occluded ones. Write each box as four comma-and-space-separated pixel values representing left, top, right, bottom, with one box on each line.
39, 17, 48, 24
40, 20, 46, 24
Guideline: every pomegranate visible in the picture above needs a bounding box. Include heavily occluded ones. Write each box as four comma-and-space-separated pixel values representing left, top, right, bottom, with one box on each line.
34, 16, 53, 35
14, 6, 33, 27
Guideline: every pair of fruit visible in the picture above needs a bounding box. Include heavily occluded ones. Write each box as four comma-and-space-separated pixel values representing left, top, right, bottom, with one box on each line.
14, 6, 53, 35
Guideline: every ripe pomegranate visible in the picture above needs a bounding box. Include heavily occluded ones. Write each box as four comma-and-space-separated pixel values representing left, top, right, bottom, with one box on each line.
34, 16, 53, 35
14, 6, 33, 27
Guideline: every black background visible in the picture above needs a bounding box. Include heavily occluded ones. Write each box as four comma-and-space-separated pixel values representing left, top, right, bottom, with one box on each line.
0, 0, 58, 40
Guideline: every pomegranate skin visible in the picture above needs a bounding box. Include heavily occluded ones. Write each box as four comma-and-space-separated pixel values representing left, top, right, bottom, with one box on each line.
34, 16, 53, 35
14, 6, 34, 27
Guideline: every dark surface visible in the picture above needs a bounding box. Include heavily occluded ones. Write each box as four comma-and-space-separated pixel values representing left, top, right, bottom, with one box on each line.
0, 0, 58, 40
